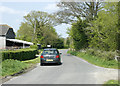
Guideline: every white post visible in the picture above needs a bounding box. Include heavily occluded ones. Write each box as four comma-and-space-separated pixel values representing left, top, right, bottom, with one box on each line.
23, 43, 25, 48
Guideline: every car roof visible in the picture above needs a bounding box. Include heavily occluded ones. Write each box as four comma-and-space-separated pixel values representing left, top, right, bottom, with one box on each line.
43, 48, 57, 51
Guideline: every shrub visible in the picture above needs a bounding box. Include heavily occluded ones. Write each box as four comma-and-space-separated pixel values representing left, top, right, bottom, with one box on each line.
1, 48, 38, 61
30, 45, 38, 49
104, 80, 119, 85
1, 59, 29, 76
86, 48, 95, 55
86, 48, 117, 60
68, 50, 78, 56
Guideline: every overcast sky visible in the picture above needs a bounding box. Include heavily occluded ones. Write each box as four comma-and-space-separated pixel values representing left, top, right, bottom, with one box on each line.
0, 1, 71, 38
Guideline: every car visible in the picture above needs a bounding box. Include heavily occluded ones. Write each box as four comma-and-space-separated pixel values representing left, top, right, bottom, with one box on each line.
40, 48, 61, 66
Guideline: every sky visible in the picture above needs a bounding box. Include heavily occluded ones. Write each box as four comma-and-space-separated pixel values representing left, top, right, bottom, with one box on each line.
0, 1, 71, 38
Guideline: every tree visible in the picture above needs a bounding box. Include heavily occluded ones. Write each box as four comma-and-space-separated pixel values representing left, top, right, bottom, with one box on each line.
86, 2, 119, 51
117, 1, 120, 51
66, 37, 70, 47
53, 38, 64, 49
67, 20, 88, 50
17, 11, 63, 48
16, 22, 33, 42
23, 11, 58, 43
55, 1, 103, 24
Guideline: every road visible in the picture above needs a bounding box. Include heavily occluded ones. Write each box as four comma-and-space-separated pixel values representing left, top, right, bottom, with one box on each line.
3, 49, 118, 84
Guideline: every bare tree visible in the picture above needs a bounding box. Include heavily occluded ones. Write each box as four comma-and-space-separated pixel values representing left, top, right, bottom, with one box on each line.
55, 1, 103, 24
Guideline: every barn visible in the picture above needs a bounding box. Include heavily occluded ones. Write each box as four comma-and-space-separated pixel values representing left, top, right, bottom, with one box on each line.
0, 24, 33, 49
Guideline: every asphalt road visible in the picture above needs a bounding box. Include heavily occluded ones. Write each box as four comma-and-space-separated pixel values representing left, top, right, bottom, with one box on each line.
3, 49, 118, 84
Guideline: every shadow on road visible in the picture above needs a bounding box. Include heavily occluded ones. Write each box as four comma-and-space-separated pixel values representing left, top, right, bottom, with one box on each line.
40, 63, 62, 66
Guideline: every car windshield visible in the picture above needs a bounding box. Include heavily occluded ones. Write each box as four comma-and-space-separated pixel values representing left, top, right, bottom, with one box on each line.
43, 50, 58, 55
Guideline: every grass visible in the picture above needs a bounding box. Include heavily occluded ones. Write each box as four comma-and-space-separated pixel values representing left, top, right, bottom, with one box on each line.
68, 50, 119, 69
103, 80, 120, 86
1, 49, 43, 77
1, 59, 30, 77
22, 56, 40, 64
1, 57, 40, 77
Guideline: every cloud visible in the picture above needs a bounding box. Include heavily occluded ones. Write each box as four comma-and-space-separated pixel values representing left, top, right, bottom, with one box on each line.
0, 6, 26, 15
0, 15, 2, 23
0, 5, 28, 24
45, 3, 59, 12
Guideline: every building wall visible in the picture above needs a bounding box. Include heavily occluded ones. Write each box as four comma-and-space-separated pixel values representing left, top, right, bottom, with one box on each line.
0, 36, 6, 49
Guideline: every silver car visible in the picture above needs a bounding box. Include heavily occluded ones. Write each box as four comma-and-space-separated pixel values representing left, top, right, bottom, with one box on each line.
40, 48, 61, 66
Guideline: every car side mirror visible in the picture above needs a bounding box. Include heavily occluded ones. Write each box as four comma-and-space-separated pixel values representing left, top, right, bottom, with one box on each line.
60, 53, 62, 55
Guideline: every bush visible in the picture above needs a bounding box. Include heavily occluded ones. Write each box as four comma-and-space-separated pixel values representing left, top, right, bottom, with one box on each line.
1, 59, 29, 76
86, 48, 117, 60
1, 48, 38, 61
67, 50, 78, 56
104, 80, 119, 85
30, 45, 38, 49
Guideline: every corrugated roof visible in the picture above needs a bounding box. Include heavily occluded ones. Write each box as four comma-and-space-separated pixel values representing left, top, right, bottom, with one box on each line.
6, 39, 33, 45
0, 24, 12, 35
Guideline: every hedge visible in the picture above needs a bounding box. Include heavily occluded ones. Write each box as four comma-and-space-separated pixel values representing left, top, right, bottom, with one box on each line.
1, 48, 38, 61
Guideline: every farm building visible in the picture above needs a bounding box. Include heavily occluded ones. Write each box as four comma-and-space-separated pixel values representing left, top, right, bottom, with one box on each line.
0, 24, 33, 49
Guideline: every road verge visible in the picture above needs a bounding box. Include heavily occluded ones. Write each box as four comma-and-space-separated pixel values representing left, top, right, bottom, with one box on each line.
67, 50, 119, 69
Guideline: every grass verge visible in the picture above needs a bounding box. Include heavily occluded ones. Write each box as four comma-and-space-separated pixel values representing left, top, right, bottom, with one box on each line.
1, 59, 30, 77
103, 80, 120, 86
67, 50, 119, 69
22, 56, 40, 64
1, 49, 42, 78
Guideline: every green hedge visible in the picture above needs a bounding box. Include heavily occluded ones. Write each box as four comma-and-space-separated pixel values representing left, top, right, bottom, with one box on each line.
1, 48, 38, 61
